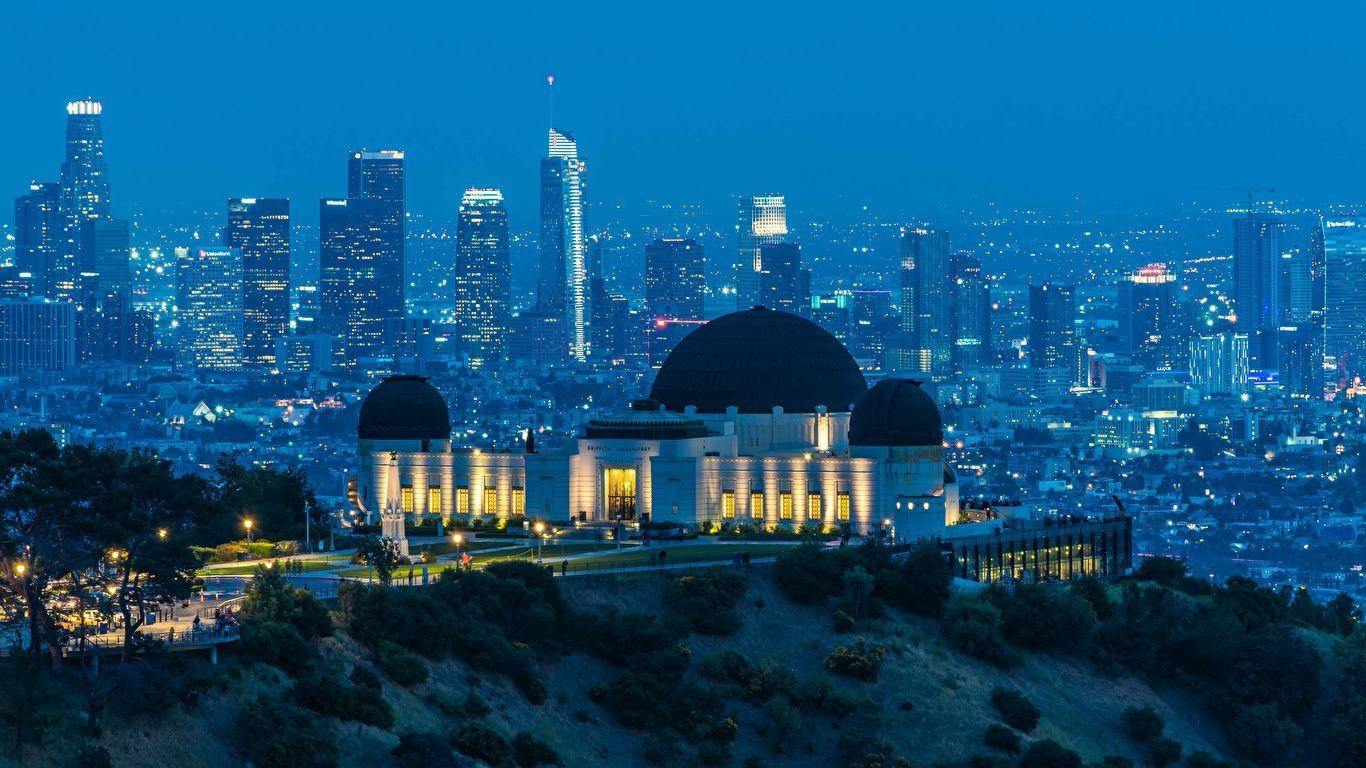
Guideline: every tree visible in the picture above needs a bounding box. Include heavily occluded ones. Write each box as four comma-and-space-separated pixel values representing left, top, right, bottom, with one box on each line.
1136, 556, 1187, 588
204, 456, 321, 544
1327, 593, 1359, 636
357, 536, 404, 586
72, 446, 204, 660
1019, 739, 1081, 768
1121, 705, 1165, 742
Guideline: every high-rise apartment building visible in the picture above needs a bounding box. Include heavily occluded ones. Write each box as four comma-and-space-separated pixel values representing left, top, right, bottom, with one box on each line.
1117, 263, 1183, 371
736, 195, 787, 309
539, 129, 588, 362
757, 242, 807, 313
1232, 214, 1282, 369
226, 197, 291, 367
78, 217, 130, 294
950, 253, 991, 372
1029, 283, 1082, 385
453, 188, 510, 368
14, 182, 61, 295
0, 299, 76, 376
899, 227, 953, 378
175, 246, 243, 371
56, 100, 112, 298
1190, 332, 1250, 399
645, 237, 705, 320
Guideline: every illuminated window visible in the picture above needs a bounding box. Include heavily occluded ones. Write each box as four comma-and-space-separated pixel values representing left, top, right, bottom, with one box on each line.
456, 486, 470, 515
400, 486, 414, 514
750, 492, 764, 519
722, 491, 736, 518
512, 487, 525, 515
837, 492, 850, 521
428, 486, 442, 514
780, 492, 793, 520
484, 487, 498, 516
807, 492, 822, 520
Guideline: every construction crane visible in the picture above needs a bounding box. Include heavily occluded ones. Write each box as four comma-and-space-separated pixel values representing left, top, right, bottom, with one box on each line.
1194, 185, 1277, 214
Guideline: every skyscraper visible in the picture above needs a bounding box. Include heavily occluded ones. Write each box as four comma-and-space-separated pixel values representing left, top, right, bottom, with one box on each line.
226, 198, 291, 367
320, 150, 405, 363
1029, 283, 1082, 385
736, 195, 787, 309
1321, 217, 1366, 382
14, 182, 60, 295
1232, 214, 1282, 369
1117, 263, 1182, 371
78, 218, 130, 294
898, 227, 953, 378
757, 242, 806, 313
539, 129, 588, 362
175, 246, 243, 371
950, 253, 991, 372
453, 188, 510, 368
645, 237, 705, 320
57, 100, 112, 298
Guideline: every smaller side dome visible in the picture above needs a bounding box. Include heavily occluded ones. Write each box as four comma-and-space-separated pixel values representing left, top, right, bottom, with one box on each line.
358, 374, 452, 441
848, 378, 944, 447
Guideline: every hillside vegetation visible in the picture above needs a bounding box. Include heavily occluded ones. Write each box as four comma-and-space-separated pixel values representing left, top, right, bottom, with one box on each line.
1, 544, 1361, 768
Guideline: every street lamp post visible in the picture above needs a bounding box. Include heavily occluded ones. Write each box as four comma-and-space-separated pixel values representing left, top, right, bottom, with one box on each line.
244, 519, 254, 546
533, 521, 545, 562
452, 533, 463, 568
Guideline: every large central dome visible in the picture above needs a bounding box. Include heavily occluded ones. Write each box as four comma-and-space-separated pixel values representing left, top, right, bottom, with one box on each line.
648, 307, 868, 414
358, 374, 451, 441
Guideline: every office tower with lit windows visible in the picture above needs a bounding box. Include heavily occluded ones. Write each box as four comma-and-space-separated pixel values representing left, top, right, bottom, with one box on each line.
898, 227, 952, 378
1309, 224, 1326, 319
1280, 247, 1313, 324
757, 242, 807, 313
1029, 283, 1083, 385
453, 188, 510, 368
175, 246, 243, 371
736, 195, 787, 309
14, 182, 61, 295
950, 253, 991, 372
78, 218, 130, 294
645, 237, 705, 320
0, 299, 76, 376
225, 197, 291, 367
320, 197, 387, 361
1277, 322, 1322, 398
1190, 332, 1249, 399
56, 100, 112, 298
1117, 263, 1182, 371
1321, 217, 1366, 381
1232, 214, 1282, 369
539, 129, 588, 362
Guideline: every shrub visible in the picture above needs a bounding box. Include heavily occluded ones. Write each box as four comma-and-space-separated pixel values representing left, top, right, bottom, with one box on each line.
891, 541, 954, 617
773, 543, 845, 603
377, 640, 429, 686
1146, 737, 1183, 768
662, 569, 749, 635
763, 695, 803, 750
1136, 557, 1188, 587
1071, 575, 1114, 620
292, 670, 394, 729
239, 620, 312, 673
237, 696, 339, 768
242, 567, 333, 639
983, 723, 1021, 753
392, 732, 462, 768
990, 687, 1040, 733
991, 583, 1096, 652
511, 731, 562, 767
942, 597, 1008, 662
76, 745, 113, 768
642, 733, 682, 765
1121, 705, 1165, 742
823, 641, 886, 682
1019, 739, 1081, 768
451, 721, 514, 767
832, 608, 857, 633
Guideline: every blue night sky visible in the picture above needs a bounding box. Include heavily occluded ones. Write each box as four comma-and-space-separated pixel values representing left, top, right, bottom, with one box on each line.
4, 1, 1365, 224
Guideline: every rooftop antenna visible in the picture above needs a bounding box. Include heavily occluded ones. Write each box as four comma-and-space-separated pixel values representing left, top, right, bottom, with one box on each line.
546, 74, 555, 133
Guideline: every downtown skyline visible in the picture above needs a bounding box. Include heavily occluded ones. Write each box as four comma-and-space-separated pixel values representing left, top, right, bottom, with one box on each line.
6, 3, 1366, 223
